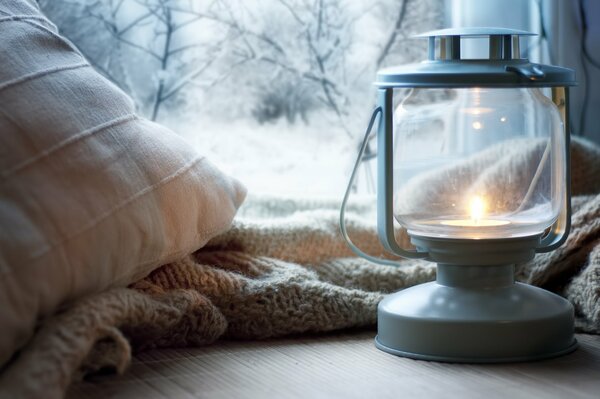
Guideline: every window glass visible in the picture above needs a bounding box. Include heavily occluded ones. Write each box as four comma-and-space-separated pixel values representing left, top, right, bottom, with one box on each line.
41, 0, 443, 196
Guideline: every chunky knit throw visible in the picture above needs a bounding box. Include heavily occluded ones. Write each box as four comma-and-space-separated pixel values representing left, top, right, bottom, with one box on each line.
1, 137, 600, 399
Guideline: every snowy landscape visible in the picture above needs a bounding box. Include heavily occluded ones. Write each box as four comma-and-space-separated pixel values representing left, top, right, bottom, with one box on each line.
41, 0, 443, 197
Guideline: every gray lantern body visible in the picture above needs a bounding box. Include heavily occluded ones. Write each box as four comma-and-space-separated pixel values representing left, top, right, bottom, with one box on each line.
342, 28, 578, 362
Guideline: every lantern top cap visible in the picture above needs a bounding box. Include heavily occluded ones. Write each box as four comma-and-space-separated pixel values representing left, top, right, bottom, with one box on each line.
414, 27, 537, 38
375, 26, 576, 87
416, 27, 536, 62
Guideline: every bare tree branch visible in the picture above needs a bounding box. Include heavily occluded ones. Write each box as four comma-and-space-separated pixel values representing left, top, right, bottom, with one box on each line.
175, 5, 288, 55
161, 58, 216, 101
117, 11, 155, 35
376, 0, 409, 68
276, 0, 305, 25
150, 3, 173, 120
168, 42, 206, 56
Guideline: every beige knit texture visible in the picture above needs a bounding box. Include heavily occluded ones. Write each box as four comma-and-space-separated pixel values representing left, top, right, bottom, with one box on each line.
1, 137, 600, 399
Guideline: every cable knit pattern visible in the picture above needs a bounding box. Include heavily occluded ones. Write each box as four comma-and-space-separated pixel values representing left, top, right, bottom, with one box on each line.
1, 137, 600, 399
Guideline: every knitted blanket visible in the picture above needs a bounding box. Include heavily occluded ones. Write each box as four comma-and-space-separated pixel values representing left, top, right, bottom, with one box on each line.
2, 137, 600, 399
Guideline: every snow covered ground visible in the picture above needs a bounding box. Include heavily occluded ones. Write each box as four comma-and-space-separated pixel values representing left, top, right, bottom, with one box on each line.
170, 117, 376, 198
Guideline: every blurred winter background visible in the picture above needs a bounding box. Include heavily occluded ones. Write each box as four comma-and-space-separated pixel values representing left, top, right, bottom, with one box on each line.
39, 0, 443, 196
39, 0, 597, 196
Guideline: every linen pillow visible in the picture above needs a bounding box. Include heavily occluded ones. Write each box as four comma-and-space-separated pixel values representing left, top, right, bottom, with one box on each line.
0, 0, 246, 367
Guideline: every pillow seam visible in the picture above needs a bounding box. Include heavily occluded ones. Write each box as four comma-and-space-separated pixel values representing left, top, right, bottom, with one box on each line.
27, 155, 209, 261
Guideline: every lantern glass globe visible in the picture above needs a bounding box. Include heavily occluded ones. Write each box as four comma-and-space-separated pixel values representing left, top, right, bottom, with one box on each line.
392, 87, 566, 239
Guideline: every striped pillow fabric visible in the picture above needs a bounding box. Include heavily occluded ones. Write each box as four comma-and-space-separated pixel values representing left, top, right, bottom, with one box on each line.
0, 0, 246, 367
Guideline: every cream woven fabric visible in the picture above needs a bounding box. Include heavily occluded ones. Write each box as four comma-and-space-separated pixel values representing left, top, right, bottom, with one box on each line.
0, 0, 245, 370
1, 138, 599, 399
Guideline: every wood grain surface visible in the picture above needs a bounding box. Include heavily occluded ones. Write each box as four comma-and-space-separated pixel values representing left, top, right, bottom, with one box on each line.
67, 331, 600, 399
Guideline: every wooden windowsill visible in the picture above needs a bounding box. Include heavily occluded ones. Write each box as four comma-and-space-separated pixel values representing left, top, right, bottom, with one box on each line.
68, 331, 600, 398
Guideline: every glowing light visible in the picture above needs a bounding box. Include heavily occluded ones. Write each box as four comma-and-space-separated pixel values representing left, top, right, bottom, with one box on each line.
439, 195, 509, 227
461, 107, 493, 115
439, 195, 510, 227
470, 195, 485, 224
500, 116, 507, 122
441, 219, 509, 227
472, 121, 483, 130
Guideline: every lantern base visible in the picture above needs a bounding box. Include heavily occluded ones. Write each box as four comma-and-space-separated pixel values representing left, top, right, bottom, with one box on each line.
376, 264, 577, 363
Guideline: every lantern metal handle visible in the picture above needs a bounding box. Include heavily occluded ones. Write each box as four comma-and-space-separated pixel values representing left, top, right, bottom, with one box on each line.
376, 88, 428, 259
340, 106, 407, 266
536, 87, 572, 252
339, 91, 428, 265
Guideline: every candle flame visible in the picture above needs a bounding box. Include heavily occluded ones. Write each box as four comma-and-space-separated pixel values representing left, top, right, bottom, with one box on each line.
470, 195, 485, 224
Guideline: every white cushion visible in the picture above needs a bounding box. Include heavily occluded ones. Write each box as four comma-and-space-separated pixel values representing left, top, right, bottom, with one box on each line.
0, 0, 246, 366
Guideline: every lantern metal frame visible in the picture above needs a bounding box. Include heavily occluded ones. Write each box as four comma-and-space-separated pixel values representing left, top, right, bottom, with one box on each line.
340, 28, 578, 363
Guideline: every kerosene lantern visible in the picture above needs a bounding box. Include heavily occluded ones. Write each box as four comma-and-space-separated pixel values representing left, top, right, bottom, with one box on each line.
341, 28, 577, 362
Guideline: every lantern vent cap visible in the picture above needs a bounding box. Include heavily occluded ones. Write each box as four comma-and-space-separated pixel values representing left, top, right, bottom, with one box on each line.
415, 27, 536, 62
375, 27, 576, 88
